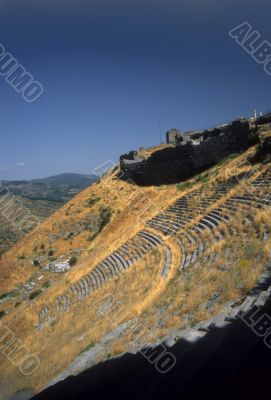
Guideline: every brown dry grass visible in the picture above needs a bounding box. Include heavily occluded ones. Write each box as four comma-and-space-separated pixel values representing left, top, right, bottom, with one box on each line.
0, 248, 165, 395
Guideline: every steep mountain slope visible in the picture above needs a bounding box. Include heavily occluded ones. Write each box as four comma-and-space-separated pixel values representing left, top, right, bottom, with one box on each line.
1, 133, 271, 399
0, 174, 96, 256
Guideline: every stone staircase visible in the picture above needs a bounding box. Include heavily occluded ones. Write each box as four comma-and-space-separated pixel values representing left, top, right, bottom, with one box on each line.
37, 230, 171, 329
147, 168, 271, 274
37, 167, 271, 330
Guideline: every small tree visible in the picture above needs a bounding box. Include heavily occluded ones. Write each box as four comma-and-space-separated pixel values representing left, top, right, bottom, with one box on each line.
29, 289, 42, 300
69, 256, 78, 267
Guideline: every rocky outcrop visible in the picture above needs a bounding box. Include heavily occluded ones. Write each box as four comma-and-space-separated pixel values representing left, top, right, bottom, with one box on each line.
256, 112, 271, 125
120, 119, 258, 185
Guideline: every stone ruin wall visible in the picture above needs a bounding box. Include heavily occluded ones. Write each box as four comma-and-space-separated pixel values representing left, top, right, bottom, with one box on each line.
120, 119, 258, 185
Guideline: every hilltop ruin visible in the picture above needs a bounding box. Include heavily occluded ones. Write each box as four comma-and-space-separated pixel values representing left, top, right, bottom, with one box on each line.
120, 118, 259, 185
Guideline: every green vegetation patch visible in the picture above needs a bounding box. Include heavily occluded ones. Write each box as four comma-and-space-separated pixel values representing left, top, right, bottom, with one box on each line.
29, 289, 42, 300
84, 196, 101, 208
99, 206, 112, 229
42, 281, 51, 289
69, 256, 78, 266
0, 290, 18, 300
176, 181, 197, 191
216, 153, 240, 167
248, 131, 260, 144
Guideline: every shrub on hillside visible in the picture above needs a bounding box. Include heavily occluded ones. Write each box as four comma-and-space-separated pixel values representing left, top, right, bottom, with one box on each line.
29, 289, 42, 300
176, 181, 195, 191
0, 311, 6, 319
99, 206, 112, 230
248, 131, 260, 144
69, 256, 78, 266
42, 281, 51, 289
0, 290, 18, 300
84, 196, 101, 208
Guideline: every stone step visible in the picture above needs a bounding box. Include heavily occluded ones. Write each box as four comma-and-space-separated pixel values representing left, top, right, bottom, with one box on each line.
172, 207, 191, 216
110, 252, 125, 272
161, 246, 172, 277
119, 242, 140, 259
154, 211, 190, 222
113, 251, 129, 270
206, 212, 227, 224
214, 207, 234, 218
83, 274, 95, 292
230, 196, 265, 207
92, 268, 105, 287
241, 194, 271, 204
191, 224, 205, 234
147, 223, 177, 236
227, 198, 262, 210
120, 243, 130, 252
97, 266, 108, 282
162, 213, 191, 226
252, 181, 271, 187
78, 280, 86, 299
136, 237, 154, 251
176, 238, 187, 271
99, 261, 114, 279
39, 306, 49, 323
138, 230, 163, 245
70, 284, 80, 301
81, 277, 91, 295
107, 255, 123, 273
62, 295, 69, 312
95, 264, 107, 281
89, 271, 100, 290
184, 231, 196, 245
183, 252, 193, 269
214, 228, 225, 241
200, 216, 217, 229
159, 226, 179, 236
232, 194, 270, 204
86, 273, 98, 290
197, 221, 211, 231
148, 219, 176, 227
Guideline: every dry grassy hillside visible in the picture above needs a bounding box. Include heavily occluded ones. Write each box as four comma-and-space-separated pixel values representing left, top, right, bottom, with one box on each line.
0, 177, 94, 257
1, 133, 271, 399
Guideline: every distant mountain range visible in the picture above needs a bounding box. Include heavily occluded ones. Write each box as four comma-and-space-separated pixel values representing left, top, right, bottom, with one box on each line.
2, 172, 97, 188
31, 172, 97, 186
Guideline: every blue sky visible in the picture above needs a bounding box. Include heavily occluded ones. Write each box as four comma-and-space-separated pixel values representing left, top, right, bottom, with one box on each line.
0, 0, 271, 180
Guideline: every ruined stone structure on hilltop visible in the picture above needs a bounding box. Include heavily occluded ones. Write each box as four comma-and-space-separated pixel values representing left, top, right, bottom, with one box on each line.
120, 118, 258, 185
166, 129, 185, 144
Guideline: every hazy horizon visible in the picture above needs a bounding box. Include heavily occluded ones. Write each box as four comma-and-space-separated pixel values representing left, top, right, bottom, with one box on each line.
0, 170, 97, 182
